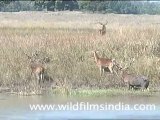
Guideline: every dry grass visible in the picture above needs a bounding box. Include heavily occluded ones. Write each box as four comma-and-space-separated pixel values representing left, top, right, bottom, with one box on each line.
0, 11, 160, 93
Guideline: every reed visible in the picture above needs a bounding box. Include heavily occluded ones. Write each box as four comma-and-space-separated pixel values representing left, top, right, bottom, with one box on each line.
0, 12, 159, 93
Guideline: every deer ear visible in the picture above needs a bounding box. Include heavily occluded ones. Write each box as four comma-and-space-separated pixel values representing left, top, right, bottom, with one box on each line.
118, 66, 123, 70
124, 67, 129, 70
91, 51, 95, 53
27, 56, 32, 60
25, 54, 31, 60
112, 59, 116, 62
96, 50, 100, 53
43, 57, 50, 63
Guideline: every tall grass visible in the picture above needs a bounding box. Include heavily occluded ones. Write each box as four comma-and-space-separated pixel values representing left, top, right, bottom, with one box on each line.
0, 13, 160, 93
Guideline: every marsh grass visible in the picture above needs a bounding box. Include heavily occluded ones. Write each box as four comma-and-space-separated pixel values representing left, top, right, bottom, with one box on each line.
52, 88, 159, 97
0, 12, 160, 94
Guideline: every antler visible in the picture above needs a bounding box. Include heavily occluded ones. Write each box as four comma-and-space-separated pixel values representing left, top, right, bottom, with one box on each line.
104, 20, 108, 25
96, 21, 108, 25
23, 51, 32, 60
98, 22, 104, 25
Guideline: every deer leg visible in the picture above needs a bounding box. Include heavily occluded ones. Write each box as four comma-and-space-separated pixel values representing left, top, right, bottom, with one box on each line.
113, 69, 119, 77
102, 68, 105, 75
99, 30, 102, 35
108, 65, 113, 73
40, 73, 43, 81
35, 73, 40, 85
141, 84, 146, 91
131, 86, 134, 91
41, 72, 45, 84
31, 71, 33, 76
128, 84, 131, 90
99, 66, 102, 76
99, 66, 103, 76
30, 71, 34, 80
102, 31, 104, 35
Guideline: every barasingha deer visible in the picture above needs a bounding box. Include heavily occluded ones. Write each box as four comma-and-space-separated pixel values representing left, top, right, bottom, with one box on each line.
8, 39, 46, 86
98, 21, 108, 35
24, 52, 45, 85
118, 60, 149, 90
93, 51, 117, 76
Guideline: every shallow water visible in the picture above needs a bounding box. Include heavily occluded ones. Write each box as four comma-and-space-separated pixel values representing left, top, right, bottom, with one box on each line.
0, 93, 160, 120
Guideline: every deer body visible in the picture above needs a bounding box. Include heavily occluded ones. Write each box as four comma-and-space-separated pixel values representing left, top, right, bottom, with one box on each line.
98, 21, 108, 36
121, 70, 149, 90
30, 62, 45, 85
93, 51, 115, 76
99, 25, 106, 35
24, 52, 46, 86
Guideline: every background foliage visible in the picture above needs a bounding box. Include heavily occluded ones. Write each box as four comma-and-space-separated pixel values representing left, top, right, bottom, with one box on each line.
0, 1, 160, 14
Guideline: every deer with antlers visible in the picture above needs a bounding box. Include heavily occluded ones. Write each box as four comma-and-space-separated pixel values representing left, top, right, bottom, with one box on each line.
7, 39, 47, 86
24, 52, 45, 85
93, 51, 117, 76
118, 59, 149, 90
98, 21, 108, 35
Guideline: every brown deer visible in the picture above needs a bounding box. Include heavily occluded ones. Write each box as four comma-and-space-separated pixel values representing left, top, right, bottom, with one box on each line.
98, 21, 108, 35
7, 39, 46, 85
24, 52, 45, 85
118, 61, 149, 90
93, 51, 116, 76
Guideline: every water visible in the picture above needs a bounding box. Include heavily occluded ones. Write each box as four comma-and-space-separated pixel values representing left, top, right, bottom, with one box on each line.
0, 93, 160, 120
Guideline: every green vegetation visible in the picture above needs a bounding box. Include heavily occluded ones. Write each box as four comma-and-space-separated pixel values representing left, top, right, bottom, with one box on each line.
1, 1, 160, 15
4, 88, 159, 96
51, 88, 160, 97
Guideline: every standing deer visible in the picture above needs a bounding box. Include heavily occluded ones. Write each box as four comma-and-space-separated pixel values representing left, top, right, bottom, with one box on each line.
118, 61, 149, 90
24, 52, 45, 85
7, 39, 46, 86
98, 21, 108, 35
93, 51, 116, 76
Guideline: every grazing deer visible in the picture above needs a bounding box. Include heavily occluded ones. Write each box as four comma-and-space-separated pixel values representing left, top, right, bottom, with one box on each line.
118, 66, 149, 90
98, 21, 108, 35
24, 52, 45, 85
93, 51, 116, 76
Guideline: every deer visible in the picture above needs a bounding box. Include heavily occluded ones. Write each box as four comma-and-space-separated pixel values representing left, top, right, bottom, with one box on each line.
7, 39, 46, 86
118, 60, 149, 91
92, 51, 117, 76
98, 21, 108, 35
24, 52, 45, 85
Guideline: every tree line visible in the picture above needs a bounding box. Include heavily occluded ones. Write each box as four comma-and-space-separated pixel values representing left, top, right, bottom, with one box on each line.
0, 0, 160, 14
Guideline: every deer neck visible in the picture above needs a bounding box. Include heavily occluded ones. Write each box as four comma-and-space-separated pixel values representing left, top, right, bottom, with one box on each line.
102, 25, 106, 30
122, 70, 128, 79
30, 60, 38, 68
